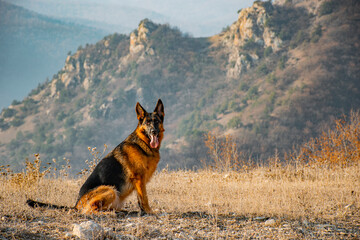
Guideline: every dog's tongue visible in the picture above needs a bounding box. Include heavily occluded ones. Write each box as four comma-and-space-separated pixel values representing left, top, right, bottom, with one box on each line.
150, 134, 159, 148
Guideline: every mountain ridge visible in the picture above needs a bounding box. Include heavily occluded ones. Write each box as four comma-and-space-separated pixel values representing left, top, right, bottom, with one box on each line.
1, 0, 359, 171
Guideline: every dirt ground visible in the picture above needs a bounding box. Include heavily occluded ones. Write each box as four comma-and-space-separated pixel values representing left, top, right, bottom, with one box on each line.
1, 208, 359, 239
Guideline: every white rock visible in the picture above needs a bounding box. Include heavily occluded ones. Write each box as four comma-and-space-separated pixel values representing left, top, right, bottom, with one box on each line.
264, 218, 276, 226
103, 227, 116, 238
125, 223, 135, 228
72, 220, 105, 240
302, 219, 309, 226
64, 232, 73, 238
344, 203, 354, 210
254, 216, 267, 222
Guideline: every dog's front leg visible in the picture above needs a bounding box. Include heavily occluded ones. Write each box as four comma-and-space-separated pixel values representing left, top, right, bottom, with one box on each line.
132, 177, 153, 215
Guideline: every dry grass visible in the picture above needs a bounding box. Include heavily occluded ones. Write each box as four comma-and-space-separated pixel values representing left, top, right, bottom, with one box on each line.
151, 166, 360, 221
0, 163, 359, 239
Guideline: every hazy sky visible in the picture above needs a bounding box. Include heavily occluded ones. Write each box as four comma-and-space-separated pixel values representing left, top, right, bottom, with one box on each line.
7, 0, 254, 36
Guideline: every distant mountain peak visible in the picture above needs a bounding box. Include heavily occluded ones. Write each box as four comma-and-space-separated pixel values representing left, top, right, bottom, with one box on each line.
222, 1, 281, 50
130, 18, 159, 54
219, 1, 283, 78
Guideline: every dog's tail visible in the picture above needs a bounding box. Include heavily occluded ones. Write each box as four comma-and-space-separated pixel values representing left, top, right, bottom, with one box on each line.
26, 199, 74, 211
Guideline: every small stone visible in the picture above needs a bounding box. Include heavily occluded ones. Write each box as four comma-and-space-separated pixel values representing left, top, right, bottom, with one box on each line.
73, 220, 104, 240
264, 219, 276, 226
254, 216, 267, 222
302, 219, 309, 226
159, 212, 168, 217
64, 233, 73, 238
103, 227, 115, 238
344, 204, 354, 210
125, 223, 135, 228
316, 224, 332, 230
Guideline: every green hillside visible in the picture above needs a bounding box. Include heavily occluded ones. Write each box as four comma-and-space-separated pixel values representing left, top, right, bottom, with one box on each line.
0, 0, 359, 171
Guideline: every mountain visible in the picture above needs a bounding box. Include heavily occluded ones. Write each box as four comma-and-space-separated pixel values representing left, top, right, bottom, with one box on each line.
0, 0, 107, 109
5, 0, 166, 34
0, 0, 359, 171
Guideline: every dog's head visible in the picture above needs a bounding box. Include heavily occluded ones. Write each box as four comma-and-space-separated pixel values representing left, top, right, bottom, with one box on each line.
135, 99, 165, 149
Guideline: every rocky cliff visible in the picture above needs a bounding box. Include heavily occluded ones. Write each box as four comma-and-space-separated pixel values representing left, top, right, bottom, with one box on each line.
129, 19, 157, 55
220, 1, 282, 78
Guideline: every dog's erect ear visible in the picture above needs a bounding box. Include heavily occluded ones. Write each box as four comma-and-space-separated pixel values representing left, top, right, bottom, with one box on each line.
136, 102, 147, 121
154, 99, 165, 122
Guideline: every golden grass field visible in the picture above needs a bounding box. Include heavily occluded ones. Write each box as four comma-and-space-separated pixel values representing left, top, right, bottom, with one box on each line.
0, 162, 359, 239
0, 112, 359, 239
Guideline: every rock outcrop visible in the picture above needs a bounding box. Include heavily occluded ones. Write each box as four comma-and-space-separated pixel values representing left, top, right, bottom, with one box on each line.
129, 19, 157, 55
221, 1, 282, 78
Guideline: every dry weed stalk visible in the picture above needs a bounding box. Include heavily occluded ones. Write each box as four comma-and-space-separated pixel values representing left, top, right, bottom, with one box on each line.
78, 144, 107, 177
5, 154, 51, 189
204, 132, 251, 172
0, 153, 74, 191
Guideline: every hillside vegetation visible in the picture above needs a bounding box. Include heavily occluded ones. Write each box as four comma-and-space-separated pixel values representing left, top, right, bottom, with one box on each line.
0, 0, 359, 171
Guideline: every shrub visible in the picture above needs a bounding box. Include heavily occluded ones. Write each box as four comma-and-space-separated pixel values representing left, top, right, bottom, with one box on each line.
6, 154, 51, 189
56, 111, 67, 122
2, 108, 17, 118
242, 38, 261, 51
256, 63, 269, 75
247, 86, 259, 99
0, 118, 9, 130
203, 132, 248, 172
75, 98, 87, 109
264, 46, 273, 57
294, 110, 360, 167
290, 30, 308, 48
58, 89, 75, 103
278, 55, 287, 69
239, 82, 249, 91
11, 100, 21, 106
55, 79, 65, 91
266, 73, 277, 84
218, 100, 229, 114
318, 1, 336, 16
242, 85, 259, 104
64, 116, 76, 128
78, 145, 108, 177
228, 101, 240, 112
20, 99, 38, 114
228, 117, 243, 129
265, 5, 309, 41
222, 25, 230, 32
11, 117, 24, 127
311, 25, 322, 43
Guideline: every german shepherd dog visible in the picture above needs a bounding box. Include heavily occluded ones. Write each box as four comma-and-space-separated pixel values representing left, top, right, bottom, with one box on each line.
27, 99, 164, 215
